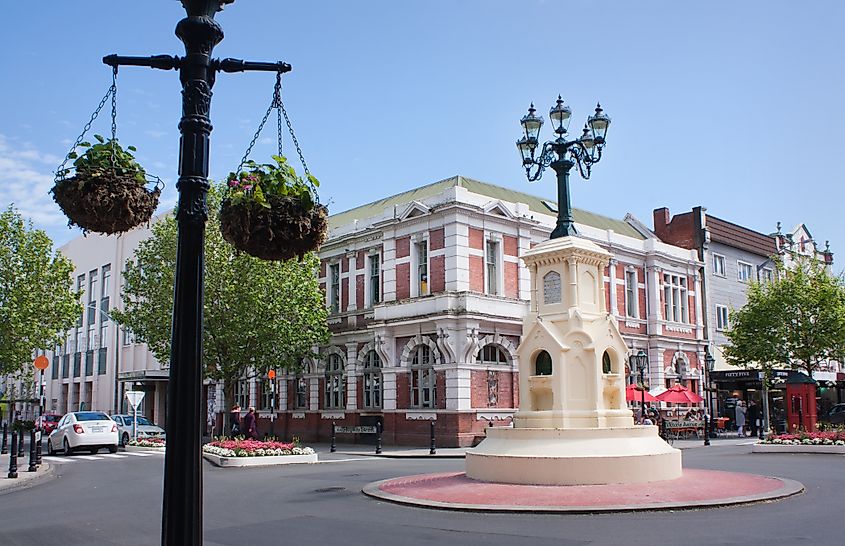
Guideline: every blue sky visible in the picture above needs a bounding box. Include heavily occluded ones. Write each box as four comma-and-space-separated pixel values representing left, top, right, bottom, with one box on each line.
2, 1, 843, 259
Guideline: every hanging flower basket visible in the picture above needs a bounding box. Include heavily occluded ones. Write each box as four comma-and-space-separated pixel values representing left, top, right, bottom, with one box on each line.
51, 135, 161, 235
220, 156, 327, 261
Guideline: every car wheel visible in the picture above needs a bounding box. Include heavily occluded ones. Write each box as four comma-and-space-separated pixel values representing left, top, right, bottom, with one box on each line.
89, 447, 99, 455
122, 432, 130, 446
108, 445, 118, 454
63, 438, 73, 456
47, 439, 55, 456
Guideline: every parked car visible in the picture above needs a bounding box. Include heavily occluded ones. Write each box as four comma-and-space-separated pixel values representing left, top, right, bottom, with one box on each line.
36, 414, 62, 435
819, 403, 845, 425
47, 411, 119, 455
112, 414, 165, 446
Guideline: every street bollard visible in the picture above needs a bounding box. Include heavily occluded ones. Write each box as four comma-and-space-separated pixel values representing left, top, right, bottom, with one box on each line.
8, 431, 18, 479
1, 423, 7, 455
375, 421, 382, 455
429, 420, 436, 455
28, 430, 37, 472
330, 422, 336, 453
703, 416, 710, 446
17, 427, 25, 458
36, 428, 43, 466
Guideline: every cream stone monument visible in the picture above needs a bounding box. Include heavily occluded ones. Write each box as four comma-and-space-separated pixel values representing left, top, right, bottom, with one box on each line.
465, 236, 682, 485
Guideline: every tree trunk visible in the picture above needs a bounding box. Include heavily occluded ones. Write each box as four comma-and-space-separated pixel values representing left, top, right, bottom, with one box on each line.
223, 381, 236, 437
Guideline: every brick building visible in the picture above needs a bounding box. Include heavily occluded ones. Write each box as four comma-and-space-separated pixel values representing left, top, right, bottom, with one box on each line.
257, 176, 708, 447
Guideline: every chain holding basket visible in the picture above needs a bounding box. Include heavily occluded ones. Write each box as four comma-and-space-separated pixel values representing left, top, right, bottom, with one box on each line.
51, 67, 163, 235
220, 72, 327, 261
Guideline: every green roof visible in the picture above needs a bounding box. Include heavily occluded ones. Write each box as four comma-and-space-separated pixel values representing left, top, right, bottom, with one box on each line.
328, 175, 645, 240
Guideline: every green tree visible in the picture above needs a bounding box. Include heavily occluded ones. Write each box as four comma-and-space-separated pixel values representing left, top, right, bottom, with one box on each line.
0, 206, 82, 377
113, 184, 330, 421
724, 257, 845, 379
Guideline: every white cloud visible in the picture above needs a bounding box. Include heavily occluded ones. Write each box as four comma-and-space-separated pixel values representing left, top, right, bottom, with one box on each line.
0, 134, 68, 228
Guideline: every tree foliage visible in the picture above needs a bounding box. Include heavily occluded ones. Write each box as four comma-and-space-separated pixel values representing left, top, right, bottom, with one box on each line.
113, 184, 330, 403
0, 206, 82, 377
724, 257, 845, 378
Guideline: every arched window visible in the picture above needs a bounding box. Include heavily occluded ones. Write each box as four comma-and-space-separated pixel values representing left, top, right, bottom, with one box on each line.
363, 350, 382, 408
324, 353, 345, 409
543, 271, 562, 304
294, 376, 308, 409
534, 350, 552, 376
674, 355, 684, 376
602, 351, 612, 374
410, 345, 435, 408
477, 344, 509, 365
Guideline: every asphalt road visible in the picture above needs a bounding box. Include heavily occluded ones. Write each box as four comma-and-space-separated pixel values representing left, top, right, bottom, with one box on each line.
0, 443, 842, 546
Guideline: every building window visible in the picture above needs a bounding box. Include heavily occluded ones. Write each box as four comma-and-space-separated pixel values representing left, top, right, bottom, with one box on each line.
486, 240, 499, 295
625, 269, 638, 318
602, 351, 612, 374
87, 324, 96, 351
716, 305, 729, 331
410, 345, 435, 408
663, 274, 689, 323
234, 378, 250, 409
362, 350, 382, 408
52, 355, 60, 380
759, 268, 773, 283
738, 261, 753, 282
477, 344, 509, 365
97, 347, 107, 375
73, 353, 81, 377
294, 376, 308, 409
416, 242, 428, 295
324, 353, 345, 409
543, 271, 562, 304
329, 263, 340, 313
87, 269, 98, 325
712, 254, 726, 277
62, 355, 70, 379
123, 326, 135, 346
369, 254, 381, 306
76, 274, 85, 328
534, 350, 552, 376
101, 264, 111, 314
85, 350, 94, 376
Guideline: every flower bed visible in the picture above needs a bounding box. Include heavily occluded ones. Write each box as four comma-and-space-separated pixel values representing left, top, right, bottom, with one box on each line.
127, 438, 166, 449
753, 431, 845, 454
202, 439, 317, 467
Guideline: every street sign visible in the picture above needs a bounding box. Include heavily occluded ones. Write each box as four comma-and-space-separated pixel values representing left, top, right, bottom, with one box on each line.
125, 390, 145, 409
34, 355, 49, 370
335, 426, 377, 434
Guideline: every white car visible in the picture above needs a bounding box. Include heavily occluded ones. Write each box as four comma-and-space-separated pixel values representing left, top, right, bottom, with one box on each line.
111, 414, 165, 446
47, 411, 119, 455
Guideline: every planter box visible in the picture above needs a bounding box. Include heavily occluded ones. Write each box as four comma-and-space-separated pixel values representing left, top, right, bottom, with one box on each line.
124, 444, 166, 453
202, 452, 318, 467
752, 443, 845, 454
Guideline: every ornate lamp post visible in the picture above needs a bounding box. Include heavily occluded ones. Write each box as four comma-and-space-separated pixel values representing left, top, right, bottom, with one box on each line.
704, 348, 716, 446
101, 2, 293, 544
629, 350, 649, 423
517, 97, 610, 238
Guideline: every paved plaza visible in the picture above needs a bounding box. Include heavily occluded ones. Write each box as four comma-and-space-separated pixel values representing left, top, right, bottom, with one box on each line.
1, 439, 843, 545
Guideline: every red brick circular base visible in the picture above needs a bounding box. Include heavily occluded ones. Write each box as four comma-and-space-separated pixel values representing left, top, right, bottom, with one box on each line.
363, 469, 803, 513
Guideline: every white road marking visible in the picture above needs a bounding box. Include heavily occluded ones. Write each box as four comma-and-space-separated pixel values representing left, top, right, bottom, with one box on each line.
124, 452, 154, 457
76, 455, 104, 460
99, 454, 128, 459
42, 456, 75, 463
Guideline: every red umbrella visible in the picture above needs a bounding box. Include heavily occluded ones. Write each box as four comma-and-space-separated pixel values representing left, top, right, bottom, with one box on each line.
655, 384, 704, 404
625, 384, 656, 402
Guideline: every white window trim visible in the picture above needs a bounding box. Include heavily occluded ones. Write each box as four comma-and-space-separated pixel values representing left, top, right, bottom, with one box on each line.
759, 267, 774, 283
410, 235, 429, 298
663, 273, 690, 324
485, 238, 503, 296
712, 254, 726, 277
737, 260, 753, 282
328, 262, 341, 313
624, 267, 639, 318
366, 252, 381, 308
715, 304, 729, 331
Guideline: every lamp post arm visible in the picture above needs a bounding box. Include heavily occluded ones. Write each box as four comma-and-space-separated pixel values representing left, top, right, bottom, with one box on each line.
104, 55, 292, 75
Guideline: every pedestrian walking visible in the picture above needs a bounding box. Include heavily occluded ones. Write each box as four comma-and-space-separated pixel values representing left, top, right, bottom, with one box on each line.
229, 404, 242, 437
747, 400, 760, 437
243, 407, 258, 440
735, 400, 747, 437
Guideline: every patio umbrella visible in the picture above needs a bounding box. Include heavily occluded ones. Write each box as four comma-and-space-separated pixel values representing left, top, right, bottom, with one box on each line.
655, 384, 704, 404
625, 384, 656, 402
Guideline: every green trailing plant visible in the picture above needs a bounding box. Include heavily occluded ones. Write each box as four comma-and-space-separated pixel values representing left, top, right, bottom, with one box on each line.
59, 134, 146, 183
225, 155, 319, 208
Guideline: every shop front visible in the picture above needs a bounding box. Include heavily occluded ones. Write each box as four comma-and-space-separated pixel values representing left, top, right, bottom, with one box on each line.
710, 369, 792, 433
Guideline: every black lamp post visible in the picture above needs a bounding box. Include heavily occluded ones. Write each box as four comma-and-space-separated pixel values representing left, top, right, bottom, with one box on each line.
101, 2, 292, 544
704, 348, 716, 446
629, 350, 649, 423
517, 97, 610, 238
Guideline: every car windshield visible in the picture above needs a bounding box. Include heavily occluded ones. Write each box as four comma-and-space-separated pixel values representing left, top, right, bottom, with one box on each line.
136, 417, 153, 426
75, 412, 111, 422
44, 415, 61, 423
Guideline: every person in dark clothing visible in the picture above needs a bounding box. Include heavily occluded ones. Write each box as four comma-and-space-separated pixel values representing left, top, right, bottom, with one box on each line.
747, 400, 760, 437
230, 405, 241, 437
243, 407, 258, 440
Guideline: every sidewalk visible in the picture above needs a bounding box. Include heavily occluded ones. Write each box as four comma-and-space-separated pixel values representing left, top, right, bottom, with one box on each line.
0, 451, 54, 495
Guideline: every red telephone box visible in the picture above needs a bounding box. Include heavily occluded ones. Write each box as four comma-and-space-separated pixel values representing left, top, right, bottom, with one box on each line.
785, 373, 817, 432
